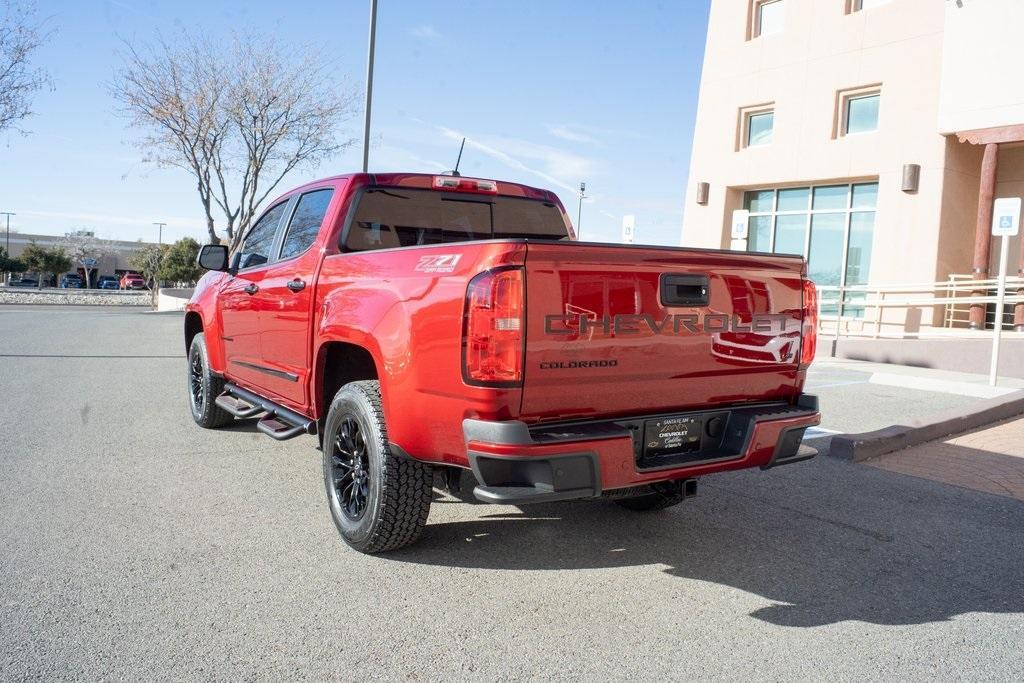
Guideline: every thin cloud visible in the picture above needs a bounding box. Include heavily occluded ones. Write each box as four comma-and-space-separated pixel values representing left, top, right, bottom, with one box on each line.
547, 124, 599, 145
410, 25, 443, 41
437, 126, 583, 195
548, 122, 652, 144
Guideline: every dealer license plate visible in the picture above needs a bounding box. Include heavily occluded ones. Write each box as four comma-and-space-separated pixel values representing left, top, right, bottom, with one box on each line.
643, 416, 703, 457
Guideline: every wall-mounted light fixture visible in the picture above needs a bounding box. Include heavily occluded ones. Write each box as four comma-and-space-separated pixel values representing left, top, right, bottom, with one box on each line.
901, 164, 920, 193
696, 182, 710, 205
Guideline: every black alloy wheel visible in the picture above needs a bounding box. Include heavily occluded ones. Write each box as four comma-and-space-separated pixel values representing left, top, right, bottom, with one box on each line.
187, 332, 232, 429
321, 380, 433, 553
189, 350, 206, 414
329, 416, 371, 521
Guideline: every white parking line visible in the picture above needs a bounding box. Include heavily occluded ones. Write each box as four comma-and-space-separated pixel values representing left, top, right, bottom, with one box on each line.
804, 379, 869, 390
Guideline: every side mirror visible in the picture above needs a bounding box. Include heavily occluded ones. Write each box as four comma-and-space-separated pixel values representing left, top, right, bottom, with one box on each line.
197, 244, 229, 271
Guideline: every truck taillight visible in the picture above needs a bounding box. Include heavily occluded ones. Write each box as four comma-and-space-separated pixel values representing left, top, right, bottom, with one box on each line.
462, 268, 524, 386
800, 279, 818, 368
433, 175, 498, 194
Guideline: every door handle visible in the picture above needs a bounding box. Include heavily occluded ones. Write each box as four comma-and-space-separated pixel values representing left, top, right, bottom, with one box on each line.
286, 279, 306, 292
244, 283, 259, 295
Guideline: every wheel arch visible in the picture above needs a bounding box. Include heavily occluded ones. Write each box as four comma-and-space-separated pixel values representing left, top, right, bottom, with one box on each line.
184, 310, 204, 355
314, 339, 381, 437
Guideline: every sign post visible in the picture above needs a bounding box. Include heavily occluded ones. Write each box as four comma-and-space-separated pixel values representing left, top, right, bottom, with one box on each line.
730, 210, 749, 250
621, 215, 635, 244
989, 197, 1021, 386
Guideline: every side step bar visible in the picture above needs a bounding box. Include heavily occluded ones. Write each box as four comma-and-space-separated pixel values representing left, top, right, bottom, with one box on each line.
214, 383, 317, 441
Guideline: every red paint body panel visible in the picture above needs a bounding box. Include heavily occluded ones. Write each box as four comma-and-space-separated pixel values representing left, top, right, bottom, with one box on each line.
186, 172, 819, 491
520, 242, 806, 422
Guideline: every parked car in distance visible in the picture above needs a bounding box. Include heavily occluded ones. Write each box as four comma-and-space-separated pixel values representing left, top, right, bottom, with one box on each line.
8, 277, 39, 288
60, 274, 84, 289
97, 276, 120, 290
120, 273, 147, 290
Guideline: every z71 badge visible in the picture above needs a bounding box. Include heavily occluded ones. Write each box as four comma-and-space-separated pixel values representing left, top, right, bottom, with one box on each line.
414, 254, 462, 273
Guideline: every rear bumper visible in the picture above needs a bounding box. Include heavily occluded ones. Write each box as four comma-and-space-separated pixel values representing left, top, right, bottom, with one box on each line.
464, 395, 820, 505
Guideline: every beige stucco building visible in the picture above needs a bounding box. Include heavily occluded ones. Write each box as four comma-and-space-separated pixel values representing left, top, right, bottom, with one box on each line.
5, 231, 156, 284
682, 0, 1024, 329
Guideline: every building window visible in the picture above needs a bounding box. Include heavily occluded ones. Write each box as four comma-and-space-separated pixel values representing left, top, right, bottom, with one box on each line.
739, 104, 774, 149
746, 110, 774, 147
842, 91, 880, 135
851, 0, 890, 11
742, 181, 878, 316
753, 0, 784, 38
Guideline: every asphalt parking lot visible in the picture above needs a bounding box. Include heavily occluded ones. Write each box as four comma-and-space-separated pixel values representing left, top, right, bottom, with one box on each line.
2, 306, 1023, 680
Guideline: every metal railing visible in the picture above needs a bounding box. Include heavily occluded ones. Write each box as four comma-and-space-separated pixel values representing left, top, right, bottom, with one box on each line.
816, 274, 1024, 340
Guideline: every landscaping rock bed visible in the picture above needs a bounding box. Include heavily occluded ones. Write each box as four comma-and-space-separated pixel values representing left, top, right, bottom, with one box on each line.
0, 288, 151, 306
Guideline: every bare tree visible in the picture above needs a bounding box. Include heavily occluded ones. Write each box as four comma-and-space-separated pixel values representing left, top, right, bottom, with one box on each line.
112, 31, 358, 247
112, 34, 227, 244
60, 230, 111, 289
0, 0, 51, 134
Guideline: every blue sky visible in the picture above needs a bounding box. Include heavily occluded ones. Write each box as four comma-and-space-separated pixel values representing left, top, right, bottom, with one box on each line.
0, 0, 710, 246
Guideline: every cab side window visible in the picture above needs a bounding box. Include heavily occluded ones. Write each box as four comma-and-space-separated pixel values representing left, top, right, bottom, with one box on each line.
238, 201, 289, 270
280, 189, 334, 260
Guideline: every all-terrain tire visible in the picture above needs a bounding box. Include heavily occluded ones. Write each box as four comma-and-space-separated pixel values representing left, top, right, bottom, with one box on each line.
187, 332, 233, 429
323, 380, 433, 553
614, 481, 688, 512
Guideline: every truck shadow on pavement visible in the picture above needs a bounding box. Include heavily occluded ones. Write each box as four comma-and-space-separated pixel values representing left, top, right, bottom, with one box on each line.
394, 458, 1024, 628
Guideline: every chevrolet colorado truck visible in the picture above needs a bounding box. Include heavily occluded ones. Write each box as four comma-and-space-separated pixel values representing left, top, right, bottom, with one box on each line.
185, 172, 821, 553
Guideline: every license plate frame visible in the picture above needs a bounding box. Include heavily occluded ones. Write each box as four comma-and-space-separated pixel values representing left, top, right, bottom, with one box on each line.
642, 415, 704, 458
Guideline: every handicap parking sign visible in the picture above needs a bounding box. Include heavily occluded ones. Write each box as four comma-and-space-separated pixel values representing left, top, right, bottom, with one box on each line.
992, 198, 1021, 236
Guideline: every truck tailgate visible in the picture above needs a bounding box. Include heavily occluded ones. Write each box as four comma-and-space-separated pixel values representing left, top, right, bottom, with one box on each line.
520, 242, 806, 422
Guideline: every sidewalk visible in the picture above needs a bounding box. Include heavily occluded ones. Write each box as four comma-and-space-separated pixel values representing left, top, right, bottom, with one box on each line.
806, 356, 1024, 501
867, 416, 1024, 502
804, 356, 1024, 436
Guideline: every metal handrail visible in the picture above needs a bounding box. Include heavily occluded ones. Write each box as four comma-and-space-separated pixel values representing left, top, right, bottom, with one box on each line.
815, 273, 1024, 340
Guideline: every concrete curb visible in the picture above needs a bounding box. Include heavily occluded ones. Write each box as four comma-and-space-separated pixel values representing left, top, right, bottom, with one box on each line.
826, 389, 1024, 462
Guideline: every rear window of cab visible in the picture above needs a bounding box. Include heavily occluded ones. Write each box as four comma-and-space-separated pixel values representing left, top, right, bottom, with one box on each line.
344, 187, 570, 252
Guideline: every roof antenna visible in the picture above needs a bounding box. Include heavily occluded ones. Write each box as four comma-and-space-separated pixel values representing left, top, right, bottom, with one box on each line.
447, 137, 466, 177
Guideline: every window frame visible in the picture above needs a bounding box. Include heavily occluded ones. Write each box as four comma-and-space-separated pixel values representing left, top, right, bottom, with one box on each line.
338, 186, 571, 254
742, 181, 879, 317
751, 0, 784, 39
836, 86, 882, 137
738, 103, 775, 151
235, 197, 295, 272
745, 109, 775, 148
275, 187, 336, 263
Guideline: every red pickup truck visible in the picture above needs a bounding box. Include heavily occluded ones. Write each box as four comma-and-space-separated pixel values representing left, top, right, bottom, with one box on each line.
185, 172, 820, 553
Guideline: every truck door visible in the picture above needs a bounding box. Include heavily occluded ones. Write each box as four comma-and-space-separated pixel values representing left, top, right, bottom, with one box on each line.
254, 187, 335, 408
218, 199, 291, 392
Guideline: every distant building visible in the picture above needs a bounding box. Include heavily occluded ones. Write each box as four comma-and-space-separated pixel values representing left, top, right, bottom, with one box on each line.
5, 231, 159, 281
682, 0, 1024, 330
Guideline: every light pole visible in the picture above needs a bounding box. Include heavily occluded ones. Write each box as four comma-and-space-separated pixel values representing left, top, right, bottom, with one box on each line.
1, 211, 13, 254
576, 182, 587, 240
153, 222, 167, 293
1, 212, 14, 284
361, 0, 378, 173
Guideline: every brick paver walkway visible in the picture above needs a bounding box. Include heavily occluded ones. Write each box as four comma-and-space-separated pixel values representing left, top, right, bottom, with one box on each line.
868, 416, 1024, 501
